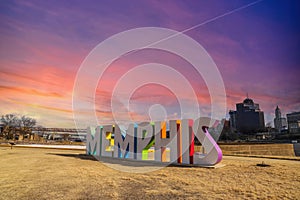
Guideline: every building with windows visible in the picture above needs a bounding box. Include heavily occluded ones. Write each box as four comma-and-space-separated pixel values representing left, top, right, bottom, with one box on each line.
229, 97, 265, 134
229, 110, 237, 133
273, 106, 287, 133
287, 112, 300, 134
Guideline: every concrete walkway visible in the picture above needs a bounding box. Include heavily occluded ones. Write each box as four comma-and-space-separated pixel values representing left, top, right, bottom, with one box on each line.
14, 144, 86, 150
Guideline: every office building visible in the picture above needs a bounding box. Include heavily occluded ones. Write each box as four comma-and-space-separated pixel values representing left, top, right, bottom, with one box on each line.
229, 97, 265, 133
287, 112, 300, 134
273, 106, 287, 133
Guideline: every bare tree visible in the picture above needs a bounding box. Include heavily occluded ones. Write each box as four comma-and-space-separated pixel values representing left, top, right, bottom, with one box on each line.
35, 125, 45, 141
19, 115, 36, 140
1, 114, 37, 141
1, 114, 19, 140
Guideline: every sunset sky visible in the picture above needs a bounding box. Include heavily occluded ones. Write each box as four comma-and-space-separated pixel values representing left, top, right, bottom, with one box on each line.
0, 0, 299, 128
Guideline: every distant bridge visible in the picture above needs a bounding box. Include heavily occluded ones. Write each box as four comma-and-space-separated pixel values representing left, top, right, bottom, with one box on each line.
31, 127, 86, 134
31, 127, 87, 141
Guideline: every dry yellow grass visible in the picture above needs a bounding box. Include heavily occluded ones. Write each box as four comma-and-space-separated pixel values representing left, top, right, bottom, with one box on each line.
0, 147, 299, 200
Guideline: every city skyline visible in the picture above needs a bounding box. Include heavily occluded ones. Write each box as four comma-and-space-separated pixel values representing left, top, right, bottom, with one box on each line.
0, 0, 299, 128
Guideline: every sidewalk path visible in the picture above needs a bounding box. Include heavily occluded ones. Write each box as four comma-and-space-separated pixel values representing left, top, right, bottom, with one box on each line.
15, 144, 86, 150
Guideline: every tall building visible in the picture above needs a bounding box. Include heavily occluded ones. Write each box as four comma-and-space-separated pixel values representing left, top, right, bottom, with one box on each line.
273, 106, 287, 133
229, 110, 237, 132
287, 112, 300, 134
229, 97, 265, 134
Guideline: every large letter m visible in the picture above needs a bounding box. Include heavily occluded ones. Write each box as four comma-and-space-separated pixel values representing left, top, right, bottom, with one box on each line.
86, 127, 100, 156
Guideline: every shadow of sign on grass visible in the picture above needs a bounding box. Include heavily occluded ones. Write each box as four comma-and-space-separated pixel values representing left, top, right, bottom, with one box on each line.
47, 153, 222, 168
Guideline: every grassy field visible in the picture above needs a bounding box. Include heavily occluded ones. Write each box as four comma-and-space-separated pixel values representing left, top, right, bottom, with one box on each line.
0, 147, 299, 200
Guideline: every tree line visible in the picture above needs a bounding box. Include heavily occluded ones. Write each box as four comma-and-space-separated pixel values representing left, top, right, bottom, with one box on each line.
0, 113, 37, 140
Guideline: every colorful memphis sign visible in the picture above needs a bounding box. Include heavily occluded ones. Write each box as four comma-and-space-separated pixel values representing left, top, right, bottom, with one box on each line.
86, 119, 222, 166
